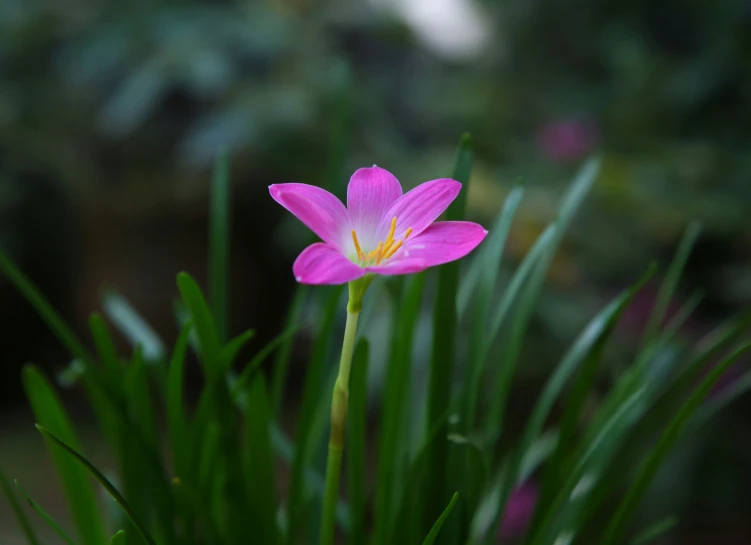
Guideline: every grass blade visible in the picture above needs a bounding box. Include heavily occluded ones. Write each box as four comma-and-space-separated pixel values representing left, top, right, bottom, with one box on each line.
0, 248, 93, 363
629, 516, 678, 545
640, 222, 701, 351
232, 324, 303, 399
22, 366, 106, 545
177, 272, 222, 379
221, 328, 255, 370
102, 289, 166, 361
487, 266, 652, 543
602, 341, 751, 544
168, 321, 193, 479
110, 530, 126, 545
210, 149, 231, 343
0, 468, 40, 545
347, 338, 369, 545
89, 312, 120, 374
244, 374, 280, 545
485, 157, 600, 448
422, 492, 459, 545
36, 425, 159, 545
272, 287, 307, 414
423, 133, 473, 536
16, 482, 79, 545
464, 183, 525, 429
373, 274, 426, 544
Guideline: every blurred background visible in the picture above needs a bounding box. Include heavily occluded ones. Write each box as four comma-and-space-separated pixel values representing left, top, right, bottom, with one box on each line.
1, 0, 751, 543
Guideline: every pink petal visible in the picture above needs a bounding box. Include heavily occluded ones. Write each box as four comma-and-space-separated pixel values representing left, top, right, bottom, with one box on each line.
399, 221, 487, 267
347, 167, 402, 245
365, 258, 428, 276
293, 243, 365, 285
269, 183, 350, 250
375, 178, 461, 241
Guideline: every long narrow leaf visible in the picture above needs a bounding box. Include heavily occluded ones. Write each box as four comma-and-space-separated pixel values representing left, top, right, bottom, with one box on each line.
16, 482, 79, 545
101, 289, 166, 361
23, 366, 106, 545
0, 249, 93, 363
423, 133, 473, 539
640, 222, 701, 351
0, 469, 40, 545
601, 341, 751, 544
36, 425, 158, 545
244, 375, 279, 545
422, 492, 459, 545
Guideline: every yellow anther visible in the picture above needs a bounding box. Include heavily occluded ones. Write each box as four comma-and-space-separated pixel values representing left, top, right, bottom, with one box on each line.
368, 242, 383, 263
383, 240, 403, 260
404, 227, 413, 239
352, 230, 367, 261
386, 217, 397, 244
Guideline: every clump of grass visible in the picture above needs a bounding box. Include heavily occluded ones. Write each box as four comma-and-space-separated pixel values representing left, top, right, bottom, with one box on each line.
1, 138, 749, 545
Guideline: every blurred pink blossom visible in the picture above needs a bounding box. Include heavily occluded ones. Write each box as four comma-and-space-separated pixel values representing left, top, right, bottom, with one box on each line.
499, 481, 538, 542
537, 117, 599, 163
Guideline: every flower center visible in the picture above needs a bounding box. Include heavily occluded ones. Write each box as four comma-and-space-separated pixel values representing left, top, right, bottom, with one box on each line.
351, 216, 412, 266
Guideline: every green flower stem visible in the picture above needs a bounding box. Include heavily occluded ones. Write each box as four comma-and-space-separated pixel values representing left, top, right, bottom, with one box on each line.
320, 277, 372, 545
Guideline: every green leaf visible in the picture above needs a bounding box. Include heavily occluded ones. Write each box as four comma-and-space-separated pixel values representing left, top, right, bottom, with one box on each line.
629, 516, 678, 545
0, 248, 93, 363
640, 222, 701, 351
101, 289, 166, 361
463, 182, 525, 430
458, 181, 524, 318
347, 338, 370, 545
373, 274, 426, 544
232, 324, 303, 402
0, 468, 40, 545
221, 328, 256, 370
485, 157, 600, 448
487, 265, 651, 542
422, 492, 459, 545
35, 424, 158, 545
244, 375, 279, 545
22, 366, 106, 545
89, 312, 120, 374
529, 265, 655, 534
287, 286, 344, 543
110, 530, 127, 545
167, 321, 193, 480
177, 272, 222, 379
423, 133, 473, 539
272, 287, 308, 414
15, 481, 79, 545
601, 341, 751, 544
209, 149, 232, 343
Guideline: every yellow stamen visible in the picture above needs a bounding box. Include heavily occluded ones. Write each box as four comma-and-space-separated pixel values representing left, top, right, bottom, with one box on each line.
383, 240, 403, 260
386, 217, 397, 244
404, 227, 413, 239
368, 242, 383, 263
351, 230, 364, 261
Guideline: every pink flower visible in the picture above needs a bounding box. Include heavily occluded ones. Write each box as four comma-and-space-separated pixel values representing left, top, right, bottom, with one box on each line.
269, 166, 487, 285
499, 482, 538, 542
538, 117, 599, 163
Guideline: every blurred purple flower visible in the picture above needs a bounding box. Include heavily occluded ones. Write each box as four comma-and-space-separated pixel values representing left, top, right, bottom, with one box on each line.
499, 481, 538, 542
537, 117, 599, 163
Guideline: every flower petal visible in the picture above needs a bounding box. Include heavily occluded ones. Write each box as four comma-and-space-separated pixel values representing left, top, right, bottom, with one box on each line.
269, 183, 350, 249
400, 221, 487, 267
365, 258, 428, 276
375, 178, 461, 241
347, 167, 402, 245
293, 243, 365, 285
